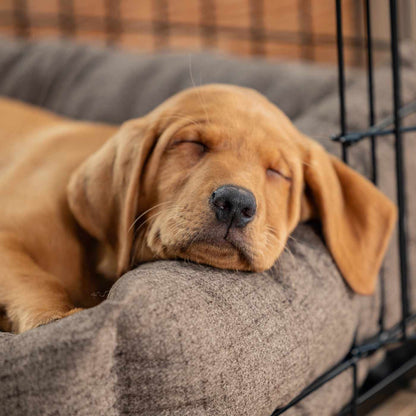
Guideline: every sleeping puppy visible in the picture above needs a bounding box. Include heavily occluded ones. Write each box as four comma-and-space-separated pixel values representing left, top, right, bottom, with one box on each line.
0, 84, 396, 333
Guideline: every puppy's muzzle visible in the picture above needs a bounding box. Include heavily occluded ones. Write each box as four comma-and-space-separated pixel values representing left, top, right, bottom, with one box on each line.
210, 185, 257, 228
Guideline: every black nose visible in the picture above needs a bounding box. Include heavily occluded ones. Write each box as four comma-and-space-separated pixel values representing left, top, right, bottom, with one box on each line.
210, 185, 257, 228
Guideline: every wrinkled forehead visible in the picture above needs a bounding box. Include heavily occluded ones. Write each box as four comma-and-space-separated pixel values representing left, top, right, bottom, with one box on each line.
152, 85, 301, 148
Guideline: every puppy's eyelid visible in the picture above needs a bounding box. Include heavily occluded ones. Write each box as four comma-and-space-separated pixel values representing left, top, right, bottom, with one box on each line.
267, 168, 292, 181
172, 140, 208, 151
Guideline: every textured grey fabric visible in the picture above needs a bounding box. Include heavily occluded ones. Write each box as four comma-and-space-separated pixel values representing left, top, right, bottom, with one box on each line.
0, 38, 415, 416
0, 37, 338, 123
0, 226, 379, 416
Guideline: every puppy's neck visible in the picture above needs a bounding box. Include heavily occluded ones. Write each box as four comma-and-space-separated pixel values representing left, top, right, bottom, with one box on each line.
95, 244, 118, 280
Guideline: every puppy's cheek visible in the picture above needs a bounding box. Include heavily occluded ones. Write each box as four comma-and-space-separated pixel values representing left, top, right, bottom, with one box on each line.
147, 216, 185, 259
264, 251, 282, 270
252, 233, 287, 271
250, 254, 276, 273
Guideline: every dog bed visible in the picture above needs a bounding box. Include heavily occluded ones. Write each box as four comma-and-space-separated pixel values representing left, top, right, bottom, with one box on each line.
0, 38, 415, 416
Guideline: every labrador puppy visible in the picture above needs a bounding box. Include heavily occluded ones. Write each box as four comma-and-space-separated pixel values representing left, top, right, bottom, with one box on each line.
0, 84, 397, 333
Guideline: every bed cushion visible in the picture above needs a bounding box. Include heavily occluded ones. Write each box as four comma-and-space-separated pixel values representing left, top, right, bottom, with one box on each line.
0, 226, 379, 416
0, 37, 415, 415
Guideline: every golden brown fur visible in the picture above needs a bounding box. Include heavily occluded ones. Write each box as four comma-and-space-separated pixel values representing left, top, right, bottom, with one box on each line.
0, 85, 397, 333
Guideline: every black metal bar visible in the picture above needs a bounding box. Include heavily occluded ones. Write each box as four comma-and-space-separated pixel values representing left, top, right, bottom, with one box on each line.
332, 124, 416, 144
335, 0, 349, 163
378, 267, 387, 334
365, 0, 382, 333
390, 0, 410, 340
365, 0, 377, 184
351, 363, 358, 416
333, 125, 416, 143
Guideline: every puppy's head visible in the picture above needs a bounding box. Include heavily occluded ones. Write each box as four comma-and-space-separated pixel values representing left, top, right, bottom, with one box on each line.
68, 84, 397, 295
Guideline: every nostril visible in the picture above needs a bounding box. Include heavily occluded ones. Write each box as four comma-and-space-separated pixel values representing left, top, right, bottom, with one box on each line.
213, 199, 223, 208
241, 207, 255, 218
214, 199, 230, 211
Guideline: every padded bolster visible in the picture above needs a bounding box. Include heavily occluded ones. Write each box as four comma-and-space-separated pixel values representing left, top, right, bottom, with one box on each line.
0, 225, 379, 415
0, 37, 338, 123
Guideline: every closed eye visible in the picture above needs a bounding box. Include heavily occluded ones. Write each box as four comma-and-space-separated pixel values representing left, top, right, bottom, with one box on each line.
267, 168, 291, 182
173, 140, 208, 152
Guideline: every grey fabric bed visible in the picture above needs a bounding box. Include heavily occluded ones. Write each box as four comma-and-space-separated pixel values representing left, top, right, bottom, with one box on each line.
0, 38, 415, 416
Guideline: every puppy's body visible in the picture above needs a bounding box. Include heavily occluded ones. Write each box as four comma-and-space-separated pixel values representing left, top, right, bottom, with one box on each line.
0, 86, 397, 333
0, 99, 116, 331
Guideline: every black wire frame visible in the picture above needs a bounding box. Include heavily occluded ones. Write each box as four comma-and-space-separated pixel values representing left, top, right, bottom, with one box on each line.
271, 0, 416, 415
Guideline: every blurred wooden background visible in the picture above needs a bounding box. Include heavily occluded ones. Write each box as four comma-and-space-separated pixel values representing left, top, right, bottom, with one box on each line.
0, 0, 415, 66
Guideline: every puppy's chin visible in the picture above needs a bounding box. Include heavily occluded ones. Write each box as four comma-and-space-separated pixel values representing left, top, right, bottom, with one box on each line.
136, 223, 277, 272
178, 241, 252, 271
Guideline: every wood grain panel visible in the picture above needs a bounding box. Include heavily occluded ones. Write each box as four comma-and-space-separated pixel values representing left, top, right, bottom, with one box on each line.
0, 0, 410, 66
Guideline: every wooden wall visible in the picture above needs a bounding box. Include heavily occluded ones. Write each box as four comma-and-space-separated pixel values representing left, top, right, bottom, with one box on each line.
0, 0, 413, 66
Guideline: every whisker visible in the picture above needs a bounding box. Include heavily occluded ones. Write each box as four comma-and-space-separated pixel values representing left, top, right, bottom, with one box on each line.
131, 207, 178, 265
283, 245, 296, 264
188, 54, 211, 124
130, 211, 165, 267
134, 210, 166, 236
128, 201, 173, 233
287, 234, 300, 244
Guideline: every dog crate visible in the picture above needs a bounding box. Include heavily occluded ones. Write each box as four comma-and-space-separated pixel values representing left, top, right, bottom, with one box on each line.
274, 1, 416, 415
1, 0, 416, 414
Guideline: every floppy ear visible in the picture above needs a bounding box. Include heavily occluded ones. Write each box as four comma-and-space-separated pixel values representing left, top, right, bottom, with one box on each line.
301, 142, 397, 295
67, 118, 157, 276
